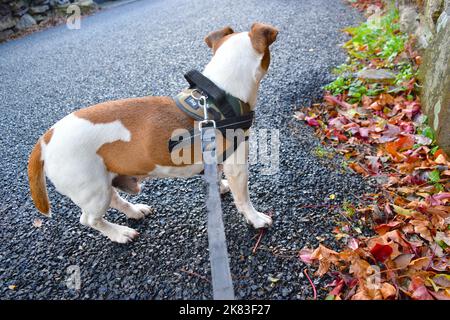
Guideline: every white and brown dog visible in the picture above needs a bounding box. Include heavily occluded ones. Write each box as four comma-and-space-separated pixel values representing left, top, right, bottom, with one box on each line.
27, 23, 278, 243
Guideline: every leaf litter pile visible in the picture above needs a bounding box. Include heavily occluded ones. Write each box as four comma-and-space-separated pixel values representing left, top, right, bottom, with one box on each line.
296, 2, 450, 300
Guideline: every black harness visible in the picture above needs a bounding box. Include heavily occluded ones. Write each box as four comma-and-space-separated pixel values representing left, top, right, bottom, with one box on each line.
169, 70, 254, 161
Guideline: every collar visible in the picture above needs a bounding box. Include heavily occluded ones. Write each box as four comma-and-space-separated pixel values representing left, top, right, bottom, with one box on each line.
174, 70, 252, 121
174, 88, 252, 121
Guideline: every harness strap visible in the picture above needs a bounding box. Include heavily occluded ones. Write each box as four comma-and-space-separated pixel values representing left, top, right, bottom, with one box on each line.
184, 70, 237, 119
168, 112, 254, 154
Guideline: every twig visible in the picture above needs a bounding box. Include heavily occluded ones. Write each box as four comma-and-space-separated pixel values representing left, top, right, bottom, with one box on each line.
252, 229, 266, 254
303, 269, 317, 300
180, 268, 211, 283
252, 211, 273, 254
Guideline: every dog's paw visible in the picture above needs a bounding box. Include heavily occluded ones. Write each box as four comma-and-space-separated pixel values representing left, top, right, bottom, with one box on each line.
125, 204, 154, 220
108, 225, 139, 244
247, 212, 273, 229
219, 179, 230, 195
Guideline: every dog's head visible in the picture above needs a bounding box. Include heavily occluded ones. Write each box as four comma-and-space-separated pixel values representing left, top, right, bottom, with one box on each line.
204, 23, 278, 73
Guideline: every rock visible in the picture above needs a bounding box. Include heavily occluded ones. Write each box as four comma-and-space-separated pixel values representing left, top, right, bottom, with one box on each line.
11, 0, 29, 17
399, 4, 419, 34
32, 0, 50, 5
0, 15, 16, 32
419, 9, 450, 155
0, 3, 11, 15
15, 14, 36, 30
356, 68, 397, 83
29, 5, 50, 14
50, 0, 69, 7
32, 14, 48, 23
76, 0, 98, 14
0, 28, 13, 41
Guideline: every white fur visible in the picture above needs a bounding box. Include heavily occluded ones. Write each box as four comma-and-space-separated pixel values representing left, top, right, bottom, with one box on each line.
203, 32, 265, 108
148, 164, 204, 178
42, 114, 140, 243
42, 114, 130, 204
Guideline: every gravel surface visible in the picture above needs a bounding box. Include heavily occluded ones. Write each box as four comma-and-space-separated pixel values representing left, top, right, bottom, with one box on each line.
0, 0, 372, 299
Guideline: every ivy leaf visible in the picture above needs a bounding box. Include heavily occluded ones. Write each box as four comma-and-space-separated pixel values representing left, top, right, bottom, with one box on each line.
422, 126, 435, 141
428, 170, 441, 183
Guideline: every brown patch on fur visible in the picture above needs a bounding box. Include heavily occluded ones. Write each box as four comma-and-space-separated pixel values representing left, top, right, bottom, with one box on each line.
28, 129, 53, 215
112, 175, 141, 194
43, 128, 53, 144
74, 97, 237, 177
75, 97, 200, 176
204, 26, 234, 53
249, 22, 278, 70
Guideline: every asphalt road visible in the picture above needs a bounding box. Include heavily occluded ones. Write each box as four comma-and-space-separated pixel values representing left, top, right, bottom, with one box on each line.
0, 0, 371, 299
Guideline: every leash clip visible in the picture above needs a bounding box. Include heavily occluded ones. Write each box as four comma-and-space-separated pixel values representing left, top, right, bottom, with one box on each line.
198, 95, 216, 131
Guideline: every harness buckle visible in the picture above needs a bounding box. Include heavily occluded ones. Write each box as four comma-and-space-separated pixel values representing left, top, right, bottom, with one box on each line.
197, 95, 216, 131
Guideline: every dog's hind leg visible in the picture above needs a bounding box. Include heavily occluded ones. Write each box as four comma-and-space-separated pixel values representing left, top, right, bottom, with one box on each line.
78, 188, 139, 243
110, 188, 153, 220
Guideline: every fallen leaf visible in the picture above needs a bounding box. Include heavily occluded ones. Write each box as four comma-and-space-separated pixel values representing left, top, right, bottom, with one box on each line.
409, 257, 431, 270
433, 274, 450, 288
393, 253, 414, 269
370, 243, 393, 262
380, 282, 396, 299
392, 204, 413, 217
268, 276, 280, 283
311, 245, 340, 276
429, 290, 450, 300
411, 285, 434, 300
305, 116, 319, 127
299, 247, 314, 264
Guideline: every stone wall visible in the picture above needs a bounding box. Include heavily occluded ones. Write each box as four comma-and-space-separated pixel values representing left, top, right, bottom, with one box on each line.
398, 0, 450, 153
0, 0, 97, 42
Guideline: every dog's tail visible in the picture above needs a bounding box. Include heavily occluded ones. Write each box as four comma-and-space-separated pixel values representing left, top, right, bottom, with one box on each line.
28, 138, 51, 216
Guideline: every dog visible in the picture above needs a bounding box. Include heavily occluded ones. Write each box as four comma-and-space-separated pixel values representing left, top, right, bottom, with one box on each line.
27, 23, 278, 243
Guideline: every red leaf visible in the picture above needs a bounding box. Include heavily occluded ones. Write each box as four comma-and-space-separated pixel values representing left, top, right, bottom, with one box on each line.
329, 279, 344, 296
305, 116, 319, 127
370, 243, 393, 262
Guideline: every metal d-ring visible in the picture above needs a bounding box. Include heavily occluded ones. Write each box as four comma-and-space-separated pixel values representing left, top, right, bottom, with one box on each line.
198, 96, 216, 131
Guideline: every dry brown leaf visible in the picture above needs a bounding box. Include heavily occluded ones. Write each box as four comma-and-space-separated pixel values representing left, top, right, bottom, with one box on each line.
381, 282, 397, 299
409, 257, 431, 270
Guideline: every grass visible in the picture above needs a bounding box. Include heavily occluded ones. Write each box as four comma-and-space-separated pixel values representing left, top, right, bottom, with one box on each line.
324, 8, 414, 102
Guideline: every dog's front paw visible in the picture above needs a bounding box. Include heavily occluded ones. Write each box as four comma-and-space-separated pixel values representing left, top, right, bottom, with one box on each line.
247, 212, 273, 229
125, 204, 154, 220
108, 225, 140, 244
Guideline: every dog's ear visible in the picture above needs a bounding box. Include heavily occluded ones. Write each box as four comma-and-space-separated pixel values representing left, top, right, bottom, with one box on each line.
204, 26, 234, 50
249, 22, 278, 53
